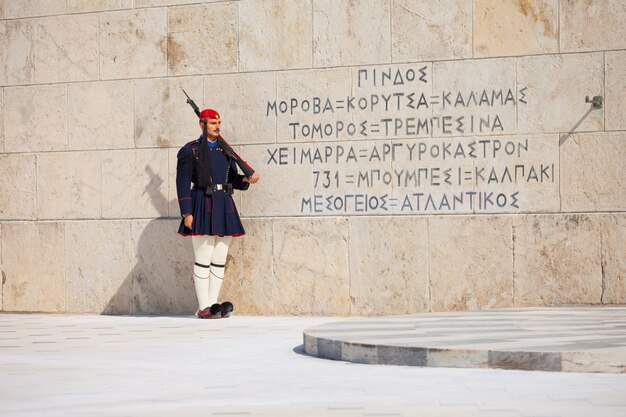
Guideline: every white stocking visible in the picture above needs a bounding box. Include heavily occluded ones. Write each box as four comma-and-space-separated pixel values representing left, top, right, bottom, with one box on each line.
192, 235, 214, 310
208, 236, 232, 305
192, 235, 232, 310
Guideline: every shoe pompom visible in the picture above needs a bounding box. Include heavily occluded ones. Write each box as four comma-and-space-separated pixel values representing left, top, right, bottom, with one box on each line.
209, 303, 223, 316
221, 301, 234, 318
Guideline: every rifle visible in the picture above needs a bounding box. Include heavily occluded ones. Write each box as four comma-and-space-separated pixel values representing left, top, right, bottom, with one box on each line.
182, 89, 255, 178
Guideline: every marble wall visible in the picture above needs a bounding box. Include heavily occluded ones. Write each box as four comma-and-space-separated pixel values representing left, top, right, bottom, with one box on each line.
1, 0, 624, 315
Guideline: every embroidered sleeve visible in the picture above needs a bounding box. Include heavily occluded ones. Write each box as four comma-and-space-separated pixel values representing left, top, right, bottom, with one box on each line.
176, 147, 194, 215
229, 157, 250, 191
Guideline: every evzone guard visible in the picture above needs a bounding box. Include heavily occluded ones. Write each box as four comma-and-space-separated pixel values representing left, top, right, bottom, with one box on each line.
177, 92, 259, 319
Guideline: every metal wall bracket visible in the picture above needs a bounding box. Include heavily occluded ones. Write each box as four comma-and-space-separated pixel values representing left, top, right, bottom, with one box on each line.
585, 95, 603, 109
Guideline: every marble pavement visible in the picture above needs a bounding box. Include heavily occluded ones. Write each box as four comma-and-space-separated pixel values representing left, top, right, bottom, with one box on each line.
1, 308, 626, 417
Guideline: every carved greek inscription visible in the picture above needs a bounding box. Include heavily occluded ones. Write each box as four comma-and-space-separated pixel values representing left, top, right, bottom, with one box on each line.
267, 65, 526, 140
260, 65, 556, 215
264, 138, 557, 215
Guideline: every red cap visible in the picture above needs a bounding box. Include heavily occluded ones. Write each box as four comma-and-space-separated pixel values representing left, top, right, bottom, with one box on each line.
199, 108, 220, 120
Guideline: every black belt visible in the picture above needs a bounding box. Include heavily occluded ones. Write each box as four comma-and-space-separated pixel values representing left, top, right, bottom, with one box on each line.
195, 184, 233, 195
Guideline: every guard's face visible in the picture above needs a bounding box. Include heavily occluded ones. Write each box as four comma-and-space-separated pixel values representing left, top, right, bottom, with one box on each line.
201, 118, 221, 140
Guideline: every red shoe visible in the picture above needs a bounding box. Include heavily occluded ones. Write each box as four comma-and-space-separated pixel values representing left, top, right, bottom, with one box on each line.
197, 307, 213, 319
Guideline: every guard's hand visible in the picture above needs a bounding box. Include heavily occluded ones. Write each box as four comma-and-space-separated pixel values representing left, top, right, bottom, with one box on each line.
243, 173, 260, 184
184, 214, 193, 229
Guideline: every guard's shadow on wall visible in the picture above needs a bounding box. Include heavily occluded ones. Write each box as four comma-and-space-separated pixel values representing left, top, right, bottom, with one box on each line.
104, 166, 197, 315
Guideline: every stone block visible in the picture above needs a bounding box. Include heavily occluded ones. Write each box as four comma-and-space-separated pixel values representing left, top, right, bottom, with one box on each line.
220, 219, 275, 315
67, 0, 132, 13
4, 85, 67, 152
134, 76, 203, 148
239, 144, 314, 217
1, 222, 65, 312
2, 0, 65, 18
341, 342, 378, 364
0, 90, 3, 152
473, 0, 558, 57
275, 68, 351, 142
601, 214, 626, 304
130, 219, 196, 315
33, 14, 99, 84
204, 72, 277, 145
0, 19, 35, 85
561, 351, 626, 374
68, 81, 134, 150
313, 0, 390, 67
0, 154, 36, 220
239, 0, 312, 71
517, 53, 604, 134
429, 216, 513, 311
427, 348, 488, 368
560, 0, 626, 52
513, 214, 603, 306
99, 8, 167, 79
377, 346, 426, 366
432, 58, 517, 137
473, 134, 560, 214
37, 152, 102, 220
303, 334, 318, 356
560, 132, 626, 211
272, 218, 350, 315
102, 149, 169, 219
606, 51, 626, 131
392, 0, 472, 62
317, 338, 342, 360
348, 217, 429, 315
135, 0, 213, 6
168, 3, 238, 75
66, 221, 133, 314
350, 64, 433, 140
488, 350, 561, 372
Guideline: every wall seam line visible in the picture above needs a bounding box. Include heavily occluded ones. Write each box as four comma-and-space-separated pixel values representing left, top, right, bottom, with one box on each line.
427, 216, 431, 312
1, 87, 3, 154
165, 6, 169, 77
100, 150, 104, 220
129, 220, 134, 315
600, 221, 606, 304
389, 0, 393, 63
2, 50, 625, 88
557, 0, 561, 54
512, 219, 516, 307
34, 153, 39, 221
603, 51, 606, 131
63, 221, 67, 312
311, 0, 314, 69
270, 218, 276, 315
346, 216, 352, 315
237, 0, 241, 73
65, 83, 69, 154
471, 0, 474, 58
97, 13, 102, 81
